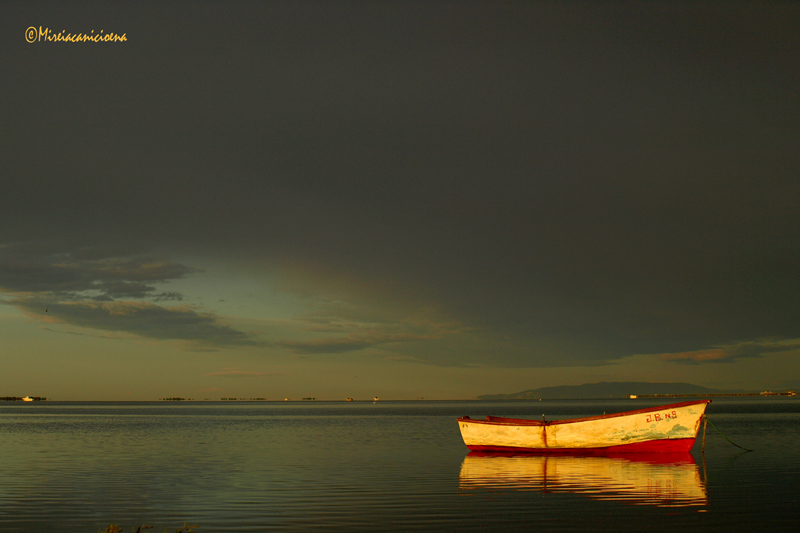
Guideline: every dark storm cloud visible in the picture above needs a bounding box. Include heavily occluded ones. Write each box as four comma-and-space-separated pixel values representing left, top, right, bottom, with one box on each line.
0, 245, 257, 350
13, 296, 260, 350
0, 245, 198, 299
2, 2, 799, 366
656, 340, 800, 365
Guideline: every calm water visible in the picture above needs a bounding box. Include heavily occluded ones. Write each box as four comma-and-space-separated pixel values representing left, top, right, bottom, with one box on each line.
1, 398, 798, 531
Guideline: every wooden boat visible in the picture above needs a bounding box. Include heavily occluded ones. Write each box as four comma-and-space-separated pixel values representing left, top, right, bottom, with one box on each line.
457, 400, 710, 453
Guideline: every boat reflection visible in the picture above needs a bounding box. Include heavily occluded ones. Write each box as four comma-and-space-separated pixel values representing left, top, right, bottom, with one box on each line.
459, 452, 707, 507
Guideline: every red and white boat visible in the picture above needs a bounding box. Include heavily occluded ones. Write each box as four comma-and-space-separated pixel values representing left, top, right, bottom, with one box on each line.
457, 400, 710, 453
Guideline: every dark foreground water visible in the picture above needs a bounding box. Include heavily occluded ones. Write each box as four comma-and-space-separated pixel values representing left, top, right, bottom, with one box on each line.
1, 398, 798, 531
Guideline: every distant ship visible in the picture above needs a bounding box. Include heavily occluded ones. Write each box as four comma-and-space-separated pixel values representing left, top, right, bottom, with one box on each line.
22, 396, 34, 402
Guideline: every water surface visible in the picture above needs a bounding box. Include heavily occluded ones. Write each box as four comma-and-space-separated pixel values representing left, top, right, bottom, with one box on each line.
1, 398, 798, 531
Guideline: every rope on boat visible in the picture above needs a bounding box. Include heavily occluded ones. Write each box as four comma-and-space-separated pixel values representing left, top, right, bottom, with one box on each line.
704, 415, 753, 452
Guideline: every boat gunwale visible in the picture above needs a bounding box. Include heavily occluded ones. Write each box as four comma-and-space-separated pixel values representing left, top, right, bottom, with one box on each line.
457, 399, 710, 427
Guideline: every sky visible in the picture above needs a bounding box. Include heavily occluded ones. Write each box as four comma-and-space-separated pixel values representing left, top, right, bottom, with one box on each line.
2, 1, 799, 400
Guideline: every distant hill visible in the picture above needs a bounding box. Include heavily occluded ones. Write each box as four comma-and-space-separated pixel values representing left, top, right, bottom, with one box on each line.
477, 382, 726, 400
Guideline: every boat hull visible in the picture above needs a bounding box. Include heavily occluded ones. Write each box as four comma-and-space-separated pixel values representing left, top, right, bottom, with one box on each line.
458, 400, 710, 453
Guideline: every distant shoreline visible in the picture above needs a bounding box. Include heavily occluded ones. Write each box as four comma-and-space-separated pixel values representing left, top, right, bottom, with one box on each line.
632, 392, 796, 398
477, 381, 799, 400
0, 396, 47, 401
2, 394, 797, 402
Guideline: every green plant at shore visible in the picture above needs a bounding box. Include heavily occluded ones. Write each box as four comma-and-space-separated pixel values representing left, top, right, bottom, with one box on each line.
99, 523, 198, 533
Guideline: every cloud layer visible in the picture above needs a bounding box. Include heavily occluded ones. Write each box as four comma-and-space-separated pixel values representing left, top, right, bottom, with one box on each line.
655, 340, 800, 365
0, 245, 258, 350
205, 368, 280, 378
2, 2, 799, 370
